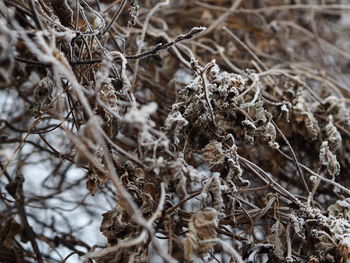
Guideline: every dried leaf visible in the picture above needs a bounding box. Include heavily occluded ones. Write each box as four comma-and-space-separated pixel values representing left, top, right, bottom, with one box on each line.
184, 208, 219, 262
267, 220, 286, 260
319, 141, 340, 177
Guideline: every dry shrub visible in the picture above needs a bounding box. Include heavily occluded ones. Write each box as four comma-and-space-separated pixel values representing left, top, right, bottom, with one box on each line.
1, 0, 350, 262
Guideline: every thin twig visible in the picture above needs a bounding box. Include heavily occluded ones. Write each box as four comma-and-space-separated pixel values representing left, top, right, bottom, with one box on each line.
102, 0, 127, 35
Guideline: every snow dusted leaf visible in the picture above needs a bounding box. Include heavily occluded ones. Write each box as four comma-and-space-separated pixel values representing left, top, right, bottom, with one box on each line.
267, 220, 286, 260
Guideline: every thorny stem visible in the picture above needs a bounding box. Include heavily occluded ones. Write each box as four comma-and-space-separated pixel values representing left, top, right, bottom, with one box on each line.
15, 27, 206, 67
127, 27, 206, 60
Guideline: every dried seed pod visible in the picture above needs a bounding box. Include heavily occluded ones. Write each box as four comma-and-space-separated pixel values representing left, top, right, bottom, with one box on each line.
319, 141, 340, 178
203, 136, 248, 186
184, 208, 219, 262
30, 76, 54, 118
209, 175, 223, 210
95, 78, 120, 139
133, 167, 144, 178
209, 64, 220, 78
325, 115, 342, 151
290, 213, 306, 239
319, 96, 350, 130
99, 79, 119, 108
304, 112, 320, 139
86, 173, 99, 196
293, 87, 306, 112
262, 122, 279, 149
325, 218, 350, 243
124, 160, 135, 172
227, 157, 249, 187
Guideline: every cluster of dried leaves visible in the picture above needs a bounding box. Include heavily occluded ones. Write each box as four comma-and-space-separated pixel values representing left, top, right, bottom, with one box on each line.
1, 0, 350, 262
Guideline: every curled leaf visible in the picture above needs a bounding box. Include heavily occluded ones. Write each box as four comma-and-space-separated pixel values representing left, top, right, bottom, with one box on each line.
184, 208, 219, 262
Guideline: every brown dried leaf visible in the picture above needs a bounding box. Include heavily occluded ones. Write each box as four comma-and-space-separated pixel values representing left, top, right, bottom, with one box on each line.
100, 204, 138, 245
202, 141, 225, 171
184, 208, 219, 262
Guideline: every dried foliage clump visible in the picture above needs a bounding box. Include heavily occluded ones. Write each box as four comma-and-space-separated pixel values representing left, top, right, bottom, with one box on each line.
1, 0, 350, 262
